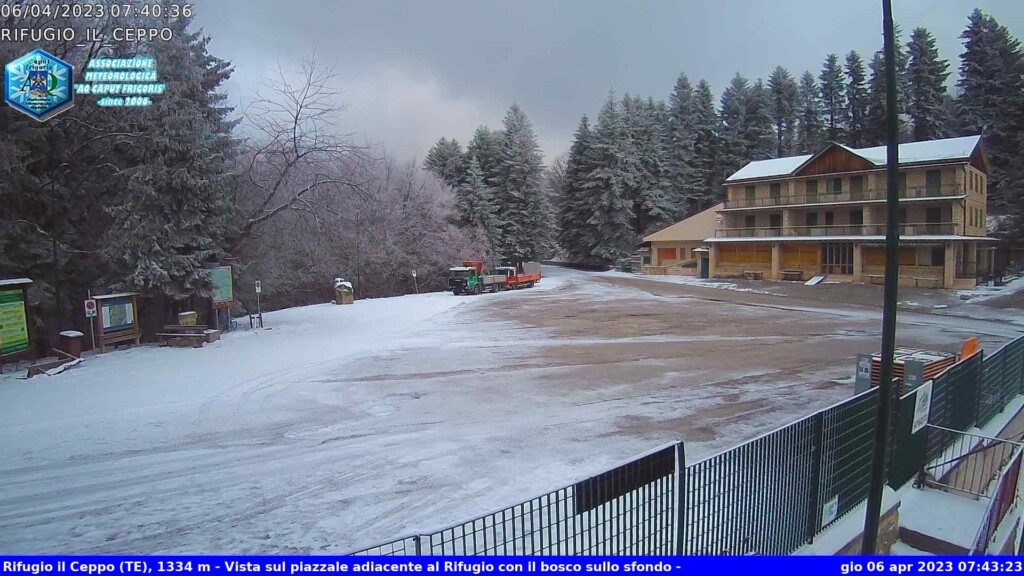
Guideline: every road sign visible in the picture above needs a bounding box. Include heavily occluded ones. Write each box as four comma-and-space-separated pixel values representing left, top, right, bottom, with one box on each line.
255, 281, 262, 294
84, 298, 97, 318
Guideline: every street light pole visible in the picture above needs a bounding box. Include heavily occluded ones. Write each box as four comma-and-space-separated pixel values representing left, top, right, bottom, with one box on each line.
862, 0, 902, 554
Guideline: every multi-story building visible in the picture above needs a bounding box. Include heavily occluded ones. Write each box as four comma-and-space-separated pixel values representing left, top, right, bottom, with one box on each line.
707, 135, 995, 289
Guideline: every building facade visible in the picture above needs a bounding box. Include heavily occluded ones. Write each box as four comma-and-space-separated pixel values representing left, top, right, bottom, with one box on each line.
643, 203, 723, 268
707, 136, 995, 289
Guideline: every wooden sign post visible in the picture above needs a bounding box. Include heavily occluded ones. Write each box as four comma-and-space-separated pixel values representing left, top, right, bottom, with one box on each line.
93, 292, 141, 353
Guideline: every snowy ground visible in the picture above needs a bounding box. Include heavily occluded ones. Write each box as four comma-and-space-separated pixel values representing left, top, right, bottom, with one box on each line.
0, 266, 1020, 554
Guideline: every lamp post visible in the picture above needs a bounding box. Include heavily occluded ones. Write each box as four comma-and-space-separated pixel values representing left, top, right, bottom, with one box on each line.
862, 0, 901, 554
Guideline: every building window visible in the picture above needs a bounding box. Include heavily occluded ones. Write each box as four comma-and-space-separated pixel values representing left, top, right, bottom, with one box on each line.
926, 170, 942, 195
744, 215, 756, 228
850, 176, 864, 199
925, 207, 942, 224
932, 246, 944, 266
825, 211, 834, 226
769, 213, 782, 230
770, 183, 781, 203
823, 243, 854, 275
850, 209, 864, 226
745, 185, 755, 204
898, 207, 907, 224
827, 177, 842, 195
806, 212, 818, 227
805, 180, 818, 202
899, 173, 907, 195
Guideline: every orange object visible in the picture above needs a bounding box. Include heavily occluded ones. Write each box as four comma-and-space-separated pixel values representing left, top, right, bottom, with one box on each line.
960, 337, 980, 359
462, 261, 484, 275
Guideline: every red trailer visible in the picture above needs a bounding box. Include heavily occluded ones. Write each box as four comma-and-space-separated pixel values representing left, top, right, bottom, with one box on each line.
494, 262, 542, 289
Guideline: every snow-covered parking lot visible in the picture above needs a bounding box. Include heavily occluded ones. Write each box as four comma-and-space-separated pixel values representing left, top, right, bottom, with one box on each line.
0, 266, 1020, 553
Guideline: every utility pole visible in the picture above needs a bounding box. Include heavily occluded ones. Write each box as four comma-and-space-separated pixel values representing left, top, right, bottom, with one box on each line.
862, 0, 901, 554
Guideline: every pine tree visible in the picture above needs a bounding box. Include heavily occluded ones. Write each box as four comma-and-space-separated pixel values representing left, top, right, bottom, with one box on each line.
635, 97, 673, 233
583, 91, 634, 262
665, 73, 697, 214
819, 53, 846, 142
466, 126, 504, 187
956, 8, 1024, 219
691, 80, 721, 209
768, 66, 799, 157
719, 73, 751, 185
865, 25, 913, 145
457, 156, 497, 242
102, 15, 237, 300
906, 27, 951, 141
796, 71, 825, 154
864, 53, 889, 146
423, 137, 464, 187
557, 116, 596, 261
844, 51, 870, 147
745, 79, 778, 160
494, 103, 547, 263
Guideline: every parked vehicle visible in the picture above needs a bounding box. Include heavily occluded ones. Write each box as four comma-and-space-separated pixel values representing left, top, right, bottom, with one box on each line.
448, 261, 506, 295
493, 261, 542, 289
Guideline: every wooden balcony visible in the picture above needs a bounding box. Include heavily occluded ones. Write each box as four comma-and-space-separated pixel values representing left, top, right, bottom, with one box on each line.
714, 222, 961, 238
723, 185, 965, 210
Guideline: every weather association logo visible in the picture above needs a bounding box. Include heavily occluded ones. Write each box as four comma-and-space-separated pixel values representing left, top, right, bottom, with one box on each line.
4, 48, 74, 121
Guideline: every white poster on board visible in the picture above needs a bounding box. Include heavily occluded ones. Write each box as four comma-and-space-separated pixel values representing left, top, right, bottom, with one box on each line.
912, 381, 933, 434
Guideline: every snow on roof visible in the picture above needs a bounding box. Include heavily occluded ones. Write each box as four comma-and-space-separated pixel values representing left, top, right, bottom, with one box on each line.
92, 292, 139, 300
854, 135, 982, 165
726, 135, 982, 182
449, 267, 474, 271
0, 278, 33, 287
726, 155, 811, 182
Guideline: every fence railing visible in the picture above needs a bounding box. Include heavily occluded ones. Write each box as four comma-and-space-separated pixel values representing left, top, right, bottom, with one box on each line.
723, 184, 966, 209
921, 425, 1019, 497
973, 448, 1023, 554
714, 222, 960, 238
348, 335, 1024, 556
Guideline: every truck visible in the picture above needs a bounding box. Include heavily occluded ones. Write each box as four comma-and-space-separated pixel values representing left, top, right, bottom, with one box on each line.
447, 261, 507, 295
493, 261, 542, 289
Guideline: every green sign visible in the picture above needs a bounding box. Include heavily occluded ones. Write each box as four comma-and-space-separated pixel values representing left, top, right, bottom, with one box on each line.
210, 266, 233, 305
0, 289, 29, 355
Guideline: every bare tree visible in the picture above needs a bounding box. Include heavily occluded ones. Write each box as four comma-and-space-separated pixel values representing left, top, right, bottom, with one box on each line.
230, 54, 371, 253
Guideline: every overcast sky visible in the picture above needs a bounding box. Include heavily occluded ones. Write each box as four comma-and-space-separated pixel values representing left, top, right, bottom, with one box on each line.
194, 0, 1024, 163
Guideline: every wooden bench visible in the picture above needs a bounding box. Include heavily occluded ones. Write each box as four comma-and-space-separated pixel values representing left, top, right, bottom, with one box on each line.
157, 324, 209, 348
867, 274, 885, 285
742, 270, 764, 280
780, 270, 803, 281
913, 277, 941, 288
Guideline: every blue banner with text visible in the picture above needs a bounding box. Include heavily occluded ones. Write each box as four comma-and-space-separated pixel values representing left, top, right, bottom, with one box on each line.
2, 557, 1022, 576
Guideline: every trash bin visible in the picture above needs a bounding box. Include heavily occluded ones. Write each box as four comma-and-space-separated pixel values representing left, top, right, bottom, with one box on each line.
59, 330, 85, 358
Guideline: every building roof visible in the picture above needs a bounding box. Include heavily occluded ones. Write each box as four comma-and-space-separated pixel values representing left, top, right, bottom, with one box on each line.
0, 278, 33, 287
643, 203, 724, 243
726, 135, 983, 183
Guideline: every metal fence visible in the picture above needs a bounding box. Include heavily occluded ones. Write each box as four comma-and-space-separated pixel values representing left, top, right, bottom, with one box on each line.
349, 335, 1024, 556
353, 444, 678, 556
